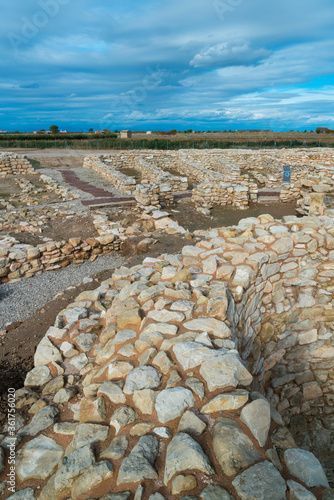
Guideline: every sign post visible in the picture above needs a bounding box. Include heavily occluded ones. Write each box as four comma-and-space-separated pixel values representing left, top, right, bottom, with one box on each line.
283, 166, 291, 183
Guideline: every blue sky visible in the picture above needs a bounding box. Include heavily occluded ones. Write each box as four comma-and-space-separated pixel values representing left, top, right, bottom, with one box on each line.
1, 0, 334, 131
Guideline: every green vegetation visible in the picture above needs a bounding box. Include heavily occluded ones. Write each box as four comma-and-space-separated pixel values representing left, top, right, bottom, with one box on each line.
49, 125, 59, 133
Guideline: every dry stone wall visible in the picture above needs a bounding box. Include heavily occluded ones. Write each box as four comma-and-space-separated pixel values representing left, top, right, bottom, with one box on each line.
1, 211, 333, 498
0, 152, 34, 178
0, 234, 123, 283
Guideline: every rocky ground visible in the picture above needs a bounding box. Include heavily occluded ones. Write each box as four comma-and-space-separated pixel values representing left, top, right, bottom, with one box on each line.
0, 212, 333, 499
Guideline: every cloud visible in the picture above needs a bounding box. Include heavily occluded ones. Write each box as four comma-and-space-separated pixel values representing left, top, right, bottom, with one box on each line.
190, 41, 271, 68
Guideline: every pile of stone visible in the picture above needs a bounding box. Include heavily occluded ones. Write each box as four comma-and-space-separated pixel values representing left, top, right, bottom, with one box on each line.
1, 211, 333, 498
0, 152, 34, 178
134, 158, 188, 192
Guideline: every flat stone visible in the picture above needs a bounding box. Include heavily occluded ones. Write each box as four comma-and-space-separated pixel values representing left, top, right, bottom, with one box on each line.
130, 422, 154, 436
200, 484, 234, 500
54, 387, 78, 404
117, 308, 142, 329
184, 318, 230, 338
123, 366, 161, 394
185, 377, 205, 400
155, 388, 194, 423
147, 309, 185, 323
110, 406, 138, 433
114, 329, 137, 344
101, 435, 128, 460
133, 389, 157, 414
98, 382, 126, 404
164, 433, 214, 485
202, 390, 249, 413
34, 336, 62, 366
75, 333, 98, 352
71, 460, 113, 498
177, 410, 206, 435
154, 426, 172, 438
200, 352, 252, 391
108, 361, 134, 380
212, 417, 260, 476
173, 342, 214, 370
24, 366, 52, 388
16, 435, 64, 481
99, 492, 131, 500
42, 376, 65, 395
287, 480, 317, 500
18, 406, 59, 437
142, 322, 178, 336
73, 423, 109, 450
54, 444, 95, 494
232, 461, 286, 500
79, 397, 106, 423
63, 307, 88, 324
271, 237, 294, 254
54, 422, 78, 435
152, 351, 174, 374
117, 435, 159, 484
240, 399, 271, 447
69, 353, 88, 371
7, 488, 36, 500
284, 448, 329, 487
171, 474, 197, 495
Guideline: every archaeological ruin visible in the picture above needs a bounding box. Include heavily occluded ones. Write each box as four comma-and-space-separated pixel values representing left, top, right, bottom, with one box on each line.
0, 148, 333, 499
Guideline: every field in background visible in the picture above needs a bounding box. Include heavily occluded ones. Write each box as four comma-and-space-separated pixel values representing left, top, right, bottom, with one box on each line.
1, 131, 334, 149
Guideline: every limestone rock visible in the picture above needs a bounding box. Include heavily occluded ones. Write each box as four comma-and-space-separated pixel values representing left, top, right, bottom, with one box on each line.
200, 352, 252, 391
98, 381, 126, 404
123, 366, 161, 394
200, 484, 234, 500
108, 361, 134, 380
34, 336, 62, 366
110, 406, 138, 433
212, 418, 260, 476
240, 399, 271, 447
54, 387, 78, 404
18, 406, 59, 437
177, 410, 206, 435
117, 435, 159, 484
171, 475, 197, 495
16, 435, 64, 481
24, 366, 52, 387
71, 461, 113, 498
133, 389, 157, 414
79, 397, 106, 423
7, 489, 36, 499
155, 388, 194, 423
101, 435, 129, 460
73, 423, 109, 450
184, 318, 230, 338
201, 390, 248, 413
287, 480, 317, 500
164, 433, 214, 484
284, 448, 329, 488
232, 461, 286, 499
54, 444, 95, 494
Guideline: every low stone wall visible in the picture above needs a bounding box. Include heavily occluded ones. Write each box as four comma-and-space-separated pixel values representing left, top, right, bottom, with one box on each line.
280, 166, 334, 203
0, 152, 34, 178
0, 234, 123, 283
83, 155, 136, 194
135, 183, 174, 207
192, 181, 249, 208
134, 157, 188, 191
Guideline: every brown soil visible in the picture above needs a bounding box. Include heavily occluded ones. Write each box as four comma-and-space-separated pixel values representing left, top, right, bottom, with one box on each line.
0, 174, 60, 206
9, 214, 99, 246
168, 199, 299, 233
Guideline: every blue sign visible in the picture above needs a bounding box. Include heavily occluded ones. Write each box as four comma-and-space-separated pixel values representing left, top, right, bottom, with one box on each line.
283, 165, 291, 183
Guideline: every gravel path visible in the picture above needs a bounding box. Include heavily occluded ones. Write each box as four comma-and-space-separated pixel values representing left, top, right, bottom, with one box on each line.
0, 253, 126, 329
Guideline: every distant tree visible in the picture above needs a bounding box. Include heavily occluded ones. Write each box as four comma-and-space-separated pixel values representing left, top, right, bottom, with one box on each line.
49, 125, 59, 134
88, 128, 94, 133
40, 129, 45, 132
185, 129, 192, 133
114, 129, 119, 133
103, 129, 113, 135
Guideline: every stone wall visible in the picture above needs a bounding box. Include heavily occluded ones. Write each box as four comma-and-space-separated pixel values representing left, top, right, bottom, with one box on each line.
0, 234, 123, 283
4, 211, 333, 498
0, 152, 34, 178
83, 155, 136, 194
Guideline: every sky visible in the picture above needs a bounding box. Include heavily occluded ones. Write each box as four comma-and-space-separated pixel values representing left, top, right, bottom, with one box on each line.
1, 0, 334, 132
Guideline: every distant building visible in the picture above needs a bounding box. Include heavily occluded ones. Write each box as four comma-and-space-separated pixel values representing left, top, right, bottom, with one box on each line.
59, 130, 68, 134
121, 130, 132, 139
33, 130, 51, 135
146, 131, 152, 135
95, 130, 103, 134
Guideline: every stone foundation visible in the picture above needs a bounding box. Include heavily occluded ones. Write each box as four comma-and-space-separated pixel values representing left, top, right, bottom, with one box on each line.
0, 152, 34, 177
